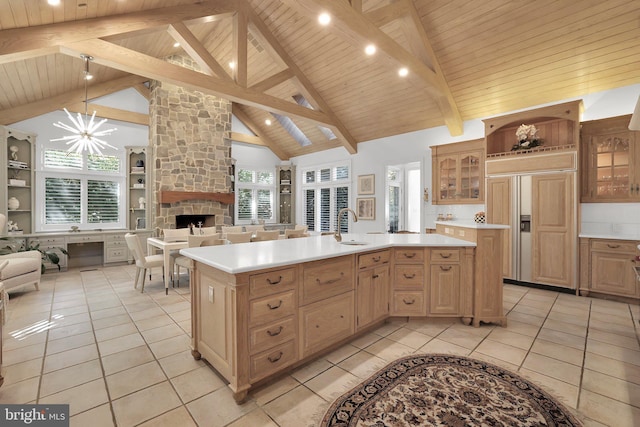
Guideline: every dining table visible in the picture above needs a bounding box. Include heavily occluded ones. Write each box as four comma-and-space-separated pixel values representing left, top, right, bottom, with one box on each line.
146, 236, 189, 295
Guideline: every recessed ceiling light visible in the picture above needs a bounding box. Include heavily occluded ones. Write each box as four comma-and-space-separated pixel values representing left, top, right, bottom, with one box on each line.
265, 119, 272, 126
173, 42, 180, 48
318, 12, 331, 26
398, 67, 409, 77
229, 61, 236, 69
47, 0, 60, 5
364, 44, 376, 56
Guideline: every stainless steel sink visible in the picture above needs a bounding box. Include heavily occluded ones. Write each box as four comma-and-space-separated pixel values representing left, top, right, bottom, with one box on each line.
340, 240, 368, 245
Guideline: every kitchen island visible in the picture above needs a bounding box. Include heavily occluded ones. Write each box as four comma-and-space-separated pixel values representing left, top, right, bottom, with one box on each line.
180, 232, 501, 402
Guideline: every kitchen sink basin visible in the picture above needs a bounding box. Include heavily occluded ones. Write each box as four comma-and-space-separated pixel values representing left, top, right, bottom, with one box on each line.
340, 240, 368, 245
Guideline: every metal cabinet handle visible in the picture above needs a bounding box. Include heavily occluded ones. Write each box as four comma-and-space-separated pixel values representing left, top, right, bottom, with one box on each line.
267, 326, 283, 336
317, 272, 344, 285
607, 244, 620, 249
268, 352, 283, 363
403, 298, 416, 305
439, 253, 452, 258
372, 274, 379, 279
403, 253, 416, 258
267, 300, 282, 310
372, 256, 381, 262
267, 276, 283, 285
440, 265, 452, 271
403, 273, 416, 279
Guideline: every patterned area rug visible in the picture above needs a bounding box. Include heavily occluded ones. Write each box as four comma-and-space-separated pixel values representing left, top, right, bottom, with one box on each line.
322, 354, 582, 426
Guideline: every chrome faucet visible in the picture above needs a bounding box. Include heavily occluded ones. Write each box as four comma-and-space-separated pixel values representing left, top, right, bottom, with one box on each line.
335, 208, 358, 242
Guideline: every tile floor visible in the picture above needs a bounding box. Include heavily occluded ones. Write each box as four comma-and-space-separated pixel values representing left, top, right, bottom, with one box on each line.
0, 265, 639, 426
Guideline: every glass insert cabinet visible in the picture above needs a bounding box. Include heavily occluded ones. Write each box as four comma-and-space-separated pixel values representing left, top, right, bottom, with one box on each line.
277, 165, 295, 224
431, 139, 484, 205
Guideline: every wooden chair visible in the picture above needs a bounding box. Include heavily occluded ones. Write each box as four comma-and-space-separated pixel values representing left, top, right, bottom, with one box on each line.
225, 232, 252, 244
244, 224, 265, 234
162, 228, 190, 241
285, 229, 309, 238
221, 225, 243, 236
198, 226, 219, 235
173, 234, 225, 285
124, 233, 164, 293
251, 230, 280, 242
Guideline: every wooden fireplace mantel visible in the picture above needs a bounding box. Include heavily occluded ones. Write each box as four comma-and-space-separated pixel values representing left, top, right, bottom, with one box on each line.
159, 191, 235, 205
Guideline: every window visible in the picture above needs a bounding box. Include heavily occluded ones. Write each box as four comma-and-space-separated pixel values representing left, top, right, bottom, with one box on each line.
301, 162, 351, 232
37, 149, 125, 231
385, 163, 421, 233
235, 167, 275, 224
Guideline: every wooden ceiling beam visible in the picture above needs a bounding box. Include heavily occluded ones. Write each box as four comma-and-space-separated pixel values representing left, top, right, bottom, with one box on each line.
0, 1, 237, 57
250, 69, 294, 93
246, 4, 358, 154
233, 7, 249, 87
133, 83, 150, 101
364, 3, 408, 28
232, 104, 290, 160
280, 0, 463, 136
0, 74, 148, 125
167, 22, 232, 81
350, 0, 363, 14
66, 103, 148, 126
59, 39, 333, 127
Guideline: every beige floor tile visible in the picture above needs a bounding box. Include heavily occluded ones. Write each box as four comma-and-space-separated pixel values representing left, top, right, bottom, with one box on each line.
468, 352, 519, 372
141, 323, 186, 344
584, 352, 640, 385
1, 358, 42, 386
385, 328, 433, 349
304, 366, 359, 401
187, 386, 257, 427
169, 309, 191, 322
338, 350, 388, 379
418, 338, 470, 356
135, 314, 175, 332
88, 298, 123, 312
3, 342, 46, 366
47, 322, 93, 341
588, 329, 640, 351
148, 334, 191, 359
501, 318, 541, 337
91, 314, 131, 330
582, 368, 640, 407
0, 377, 39, 404
94, 322, 138, 342
40, 378, 109, 416
543, 318, 587, 337
129, 306, 166, 321
578, 389, 640, 427
589, 318, 637, 338
290, 357, 332, 383
530, 338, 584, 366
518, 368, 579, 409
511, 303, 550, 318
112, 381, 182, 426
106, 360, 167, 399
158, 349, 205, 378
372, 319, 407, 337
404, 318, 454, 336
487, 328, 535, 350
586, 339, 640, 367
101, 345, 155, 376
252, 375, 300, 406
3, 329, 48, 352
170, 365, 226, 403
52, 304, 89, 317
137, 406, 197, 427
475, 339, 527, 366
348, 332, 382, 349
436, 327, 488, 350
263, 385, 329, 427
70, 404, 115, 427
227, 408, 279, 427
47, 331, 95, 355
54, 312, 92, 328
97, 332, 146, 357
40, 359, 103, 397
536, 327, 586, 350
43, 343, 99, 373
364, 337, 414, 361
324, 344, 360, 364
547, 310, 589, 327
522, 353, 582, 386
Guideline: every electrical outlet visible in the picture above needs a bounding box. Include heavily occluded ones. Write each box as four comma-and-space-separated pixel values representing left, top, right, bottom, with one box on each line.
208, 286, 214, 303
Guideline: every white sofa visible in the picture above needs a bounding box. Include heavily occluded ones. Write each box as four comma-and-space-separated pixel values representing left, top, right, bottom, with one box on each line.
0, 251, 41, 293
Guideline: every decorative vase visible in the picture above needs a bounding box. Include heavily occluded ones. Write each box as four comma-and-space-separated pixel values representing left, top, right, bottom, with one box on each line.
474, 212, 486, 223
8, 197, 19, 210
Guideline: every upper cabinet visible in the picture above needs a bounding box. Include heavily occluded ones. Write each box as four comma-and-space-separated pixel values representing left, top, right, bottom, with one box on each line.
431, 139, 484, 204
126, 146, 151, 230
1, 126, 35, 234
277, 165, 295, 224
580, 115, 639, 203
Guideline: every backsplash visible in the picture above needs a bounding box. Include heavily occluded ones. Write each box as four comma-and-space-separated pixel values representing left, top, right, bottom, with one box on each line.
581, 203, 640, 238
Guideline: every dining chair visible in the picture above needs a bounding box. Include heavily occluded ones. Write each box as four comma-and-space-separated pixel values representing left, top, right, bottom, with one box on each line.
221, 225, 243, 234
225, 232, 253, 243
251, 230, 280, 242
293, 224, 309, 233
244, 224, 265, 234
285, 229, 309, 238
124, 233, 164, 293
173, 234, 225, 285
198, 226, 219, 235
162, 228, 190, 241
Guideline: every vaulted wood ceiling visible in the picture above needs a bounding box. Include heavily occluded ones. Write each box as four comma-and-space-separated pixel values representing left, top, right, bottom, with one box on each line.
0, 0, 638, 160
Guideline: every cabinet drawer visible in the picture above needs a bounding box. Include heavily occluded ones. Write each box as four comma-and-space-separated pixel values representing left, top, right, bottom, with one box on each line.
299, 291, 354, 357
67, 234, 102, 243
105, 248, 128, 263
250, 340, 297, 382
301, 256, 354, 305
392, 291, 426, 316
106, 240, 126, 249
250, 267, 297, 299
249, 316, 296, 355
394, 248, 424, 263
358, 250, 390, 270
591, 240, 636, 254
30, 237, 65, 246
394, 265, 424, 288
249, 291, 295, 327
431, 248, 460, 262
105, 234, 126, 243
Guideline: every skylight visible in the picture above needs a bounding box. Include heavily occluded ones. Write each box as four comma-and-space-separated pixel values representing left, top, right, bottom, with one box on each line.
292, 94, 337, 141
271, 113, 312, 147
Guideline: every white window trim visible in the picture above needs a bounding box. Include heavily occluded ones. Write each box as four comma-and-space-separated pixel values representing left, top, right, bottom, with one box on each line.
235, 165, 276, 225
300, 160, 351, 232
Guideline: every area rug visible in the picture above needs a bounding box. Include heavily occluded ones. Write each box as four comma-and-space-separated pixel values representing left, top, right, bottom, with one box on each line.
322, 354, 582, 426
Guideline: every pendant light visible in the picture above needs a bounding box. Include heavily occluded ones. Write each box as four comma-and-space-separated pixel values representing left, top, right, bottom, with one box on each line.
51, 54, 117, 155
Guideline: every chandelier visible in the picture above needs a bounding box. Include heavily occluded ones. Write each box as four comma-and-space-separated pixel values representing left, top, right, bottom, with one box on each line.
51, 54, 117, 155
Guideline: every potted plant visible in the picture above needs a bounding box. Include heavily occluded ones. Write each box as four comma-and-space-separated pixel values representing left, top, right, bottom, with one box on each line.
0, 237, 69, 273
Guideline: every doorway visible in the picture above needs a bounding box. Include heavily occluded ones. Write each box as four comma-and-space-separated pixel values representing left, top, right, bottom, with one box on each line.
386, 163, 421, 233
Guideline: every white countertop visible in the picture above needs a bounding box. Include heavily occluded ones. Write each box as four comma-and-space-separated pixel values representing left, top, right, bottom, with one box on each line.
180, 233, 475, 274
578, 233, 639, 241
435, 220, 510, 229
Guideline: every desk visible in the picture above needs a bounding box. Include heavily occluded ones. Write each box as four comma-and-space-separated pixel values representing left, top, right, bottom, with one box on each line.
146, 237, 189, 295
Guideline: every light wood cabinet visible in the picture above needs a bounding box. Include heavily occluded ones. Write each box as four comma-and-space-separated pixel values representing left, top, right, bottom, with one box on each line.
486, 176, 513, 279
580, 115, 640, 202
431, 139, 484, 204
356, 250, 390, 330
299, 291, 354, 358
391, 247, 426, 316
1, 126, 35, 235
579, 238, 639, 300
429, 249, 461, 316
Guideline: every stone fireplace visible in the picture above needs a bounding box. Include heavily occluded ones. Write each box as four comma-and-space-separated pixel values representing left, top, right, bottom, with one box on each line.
149, 55, 233, 235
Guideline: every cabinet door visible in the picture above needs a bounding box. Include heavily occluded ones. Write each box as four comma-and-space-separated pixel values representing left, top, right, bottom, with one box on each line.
429, 264, 460, 315
591, 252, 636, 296
486, 176, 513, 279
356, 266, 389, 330
459, 151, 482, 201
437, 155, 458, 202
299, 291, 354, 358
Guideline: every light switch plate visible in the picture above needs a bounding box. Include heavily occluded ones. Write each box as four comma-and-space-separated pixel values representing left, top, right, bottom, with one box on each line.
208, 286, 214, 303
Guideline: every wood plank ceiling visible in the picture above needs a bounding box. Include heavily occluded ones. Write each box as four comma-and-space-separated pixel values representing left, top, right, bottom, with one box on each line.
0, 0, 638, 160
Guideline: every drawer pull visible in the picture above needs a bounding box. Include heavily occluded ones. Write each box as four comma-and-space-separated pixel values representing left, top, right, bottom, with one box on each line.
439, 253, 452, 258
404, 253, 416, 258
267, 326, 283, 336
403, 298, 416, 305
267, 300, 282, 310
606, 244, 620, 249
267, 352, 283, 363
372, 256, 381, 262
440, 266, 452, 271
403, 273, 416, 279
266, 276, 283, 285
372, 274, 379, 279
317, 272, 344, 285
